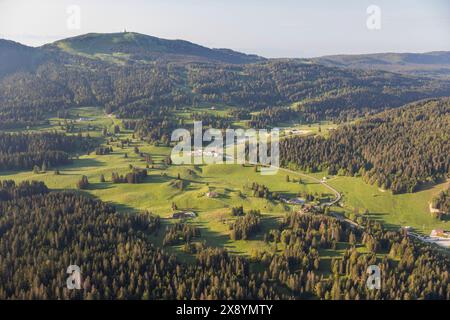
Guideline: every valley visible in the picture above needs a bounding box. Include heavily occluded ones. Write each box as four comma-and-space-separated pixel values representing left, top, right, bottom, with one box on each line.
1, 106, 448, 259
0, 30, 449, 300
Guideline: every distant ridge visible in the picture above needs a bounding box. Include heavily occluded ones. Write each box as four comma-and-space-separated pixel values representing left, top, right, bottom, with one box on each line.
311, 51, 450, 79
0, 39, 48, 77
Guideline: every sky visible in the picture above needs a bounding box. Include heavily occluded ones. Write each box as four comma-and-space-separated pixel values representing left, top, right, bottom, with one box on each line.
0, 0, 449, 58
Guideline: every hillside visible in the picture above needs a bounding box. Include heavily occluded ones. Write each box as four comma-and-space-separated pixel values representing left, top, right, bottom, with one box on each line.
312, 51, 450, 79
280, 98, 450, 194
1, 33, 450, 130
44, 32, 264, 64
0, 39, 48, 78
1, 56, 450, 129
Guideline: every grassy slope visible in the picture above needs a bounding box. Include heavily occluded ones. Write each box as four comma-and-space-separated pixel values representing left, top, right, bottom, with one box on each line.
327, 175, 449, 233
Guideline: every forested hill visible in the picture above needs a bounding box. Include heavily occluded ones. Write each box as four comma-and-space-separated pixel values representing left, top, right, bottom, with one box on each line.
0, 39, 49, 78
1, 56, 449, 128
44, 32, 265, 64
1, 33, 450, 128
280, 98, 450, 194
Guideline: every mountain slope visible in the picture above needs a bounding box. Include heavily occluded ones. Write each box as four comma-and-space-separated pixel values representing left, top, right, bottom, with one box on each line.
44, 32, 264, 64
280, 97, 450, 194
0, 39, 48, 77
311, 52, 450, 79
1, 56, 450, 128
1, 33, 450, 128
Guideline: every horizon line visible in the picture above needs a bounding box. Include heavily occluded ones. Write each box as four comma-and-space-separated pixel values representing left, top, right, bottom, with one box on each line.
1, 31, 450, 60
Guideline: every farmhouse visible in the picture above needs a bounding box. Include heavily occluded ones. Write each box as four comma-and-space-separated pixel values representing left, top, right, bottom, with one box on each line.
172, 211, 197, 219
287, 198, 305, 205
206, 191, 218, 198
430, 229, 450, 238
77, 117, 95, 122
429, 203, 442, 214
300, 204, 324, 214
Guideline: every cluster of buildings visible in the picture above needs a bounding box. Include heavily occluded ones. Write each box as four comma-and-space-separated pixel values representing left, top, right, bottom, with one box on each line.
280, 196, 324, 214
298, 204, 324, 214
188, 148, 231, 160
428, 229, 450, 249
430, 229, 450, 238
403, 227, 450, 249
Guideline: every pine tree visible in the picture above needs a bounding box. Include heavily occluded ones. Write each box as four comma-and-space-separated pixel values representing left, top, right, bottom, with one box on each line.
41, 161, 47, 173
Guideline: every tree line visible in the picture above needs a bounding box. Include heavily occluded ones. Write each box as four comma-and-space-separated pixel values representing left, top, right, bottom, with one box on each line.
0, 132, 97, 171
431, 187, 449, 219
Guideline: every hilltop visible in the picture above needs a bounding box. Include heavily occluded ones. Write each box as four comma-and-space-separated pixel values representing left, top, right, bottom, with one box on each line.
43, 32, 264, 64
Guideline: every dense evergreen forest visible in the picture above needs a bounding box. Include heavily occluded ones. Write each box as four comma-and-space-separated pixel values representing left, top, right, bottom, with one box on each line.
2, 33, 450, 130
2, 48, 450, 128
0, 132, 96, 171
280, 98, 450, 194
248, 107, 299, 128
0, 180, 449, 300
122, 108, 179, 145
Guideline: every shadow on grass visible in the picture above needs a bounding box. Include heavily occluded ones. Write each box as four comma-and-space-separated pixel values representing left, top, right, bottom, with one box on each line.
0, 157, 106, 177
251, 215, 282, 242
64, 158, 107, 171
367, 212, 406, 231
415, 179, 447, 192
0, 169, 25, 177
88, 182, 114, 190
145, 174, 172, 184
217, 193, 232, 200
191, 219, 235, 250
52, 188, 140, 214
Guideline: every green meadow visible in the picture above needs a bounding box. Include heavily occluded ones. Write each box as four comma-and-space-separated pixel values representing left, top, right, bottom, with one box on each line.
327, 175, 449, 234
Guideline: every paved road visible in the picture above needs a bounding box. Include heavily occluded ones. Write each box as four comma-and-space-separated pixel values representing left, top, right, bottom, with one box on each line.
278, 167, 448, 247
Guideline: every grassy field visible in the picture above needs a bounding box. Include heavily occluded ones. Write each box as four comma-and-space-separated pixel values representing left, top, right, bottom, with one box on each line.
326, 175, 449, 234
0, 146, 329, 256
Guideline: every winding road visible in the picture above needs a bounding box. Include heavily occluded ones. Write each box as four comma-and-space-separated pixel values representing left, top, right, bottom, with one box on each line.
278, 168, 448, 246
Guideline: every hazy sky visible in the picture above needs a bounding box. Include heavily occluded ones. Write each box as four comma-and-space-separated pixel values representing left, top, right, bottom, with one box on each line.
0, 0, 449, 57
